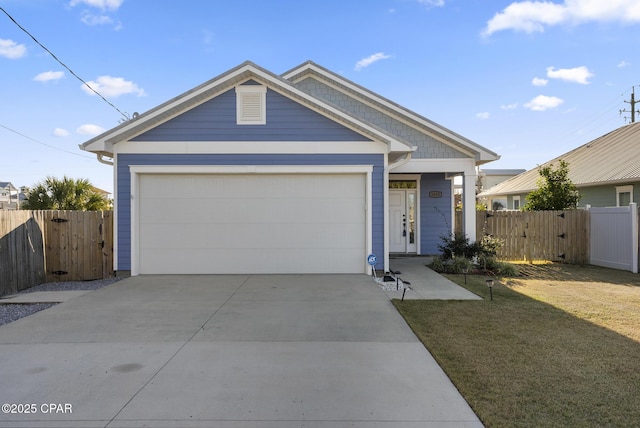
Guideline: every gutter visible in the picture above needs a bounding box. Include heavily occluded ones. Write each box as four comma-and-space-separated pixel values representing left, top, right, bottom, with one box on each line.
96, 154, 114, 166
387, 146, 417, 171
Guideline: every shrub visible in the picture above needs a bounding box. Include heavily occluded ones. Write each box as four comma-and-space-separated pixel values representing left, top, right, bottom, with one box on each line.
438, 232, 481, 260
428, 257, 446, 273
480, 256, 519, 277
449, 257, 474, 274
478, 234, 503, 258
495, 262, 519, 277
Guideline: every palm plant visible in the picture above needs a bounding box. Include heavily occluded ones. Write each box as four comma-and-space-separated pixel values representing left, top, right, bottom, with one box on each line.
22, 176, 111, 211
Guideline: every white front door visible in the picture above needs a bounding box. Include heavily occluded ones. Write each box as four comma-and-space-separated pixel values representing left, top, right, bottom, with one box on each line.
389, 189, 417, 253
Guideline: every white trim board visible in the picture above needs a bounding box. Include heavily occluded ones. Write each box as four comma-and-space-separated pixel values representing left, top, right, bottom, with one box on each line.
115, 140, 389, 155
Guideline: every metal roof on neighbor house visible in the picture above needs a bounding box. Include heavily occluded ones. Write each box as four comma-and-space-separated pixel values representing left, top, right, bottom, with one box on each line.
479, 122, 640, 196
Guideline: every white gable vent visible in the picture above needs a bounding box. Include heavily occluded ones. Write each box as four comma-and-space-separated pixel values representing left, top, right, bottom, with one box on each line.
236, 85, 267, 125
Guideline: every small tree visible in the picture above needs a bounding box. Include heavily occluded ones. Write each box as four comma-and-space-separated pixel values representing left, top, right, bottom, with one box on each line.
523, 160, 580, 211
22, 176, 111, 211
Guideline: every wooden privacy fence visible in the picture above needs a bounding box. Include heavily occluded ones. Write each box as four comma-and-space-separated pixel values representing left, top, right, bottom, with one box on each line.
0, 210, 113, 296
455, 210, 590, 264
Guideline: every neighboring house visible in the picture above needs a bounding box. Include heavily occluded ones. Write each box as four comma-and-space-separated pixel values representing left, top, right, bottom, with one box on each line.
477, 169, 526, 209
453, 168, 525, 209
18, 186, 29, 206
90, 186, 112, 200
0, 182, 19, 210
478, 122, 640, 210
81, 61, 499, 275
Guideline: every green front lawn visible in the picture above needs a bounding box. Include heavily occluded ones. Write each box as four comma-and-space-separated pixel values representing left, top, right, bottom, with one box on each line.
393, 263, 640, 427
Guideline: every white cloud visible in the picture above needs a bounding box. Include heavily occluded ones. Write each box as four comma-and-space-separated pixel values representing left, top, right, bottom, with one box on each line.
81, 75, 146, 98
546, 66, 594, 84
69, 0, 123, 11
618, 60, 631, 68
34, 71, 65, 83
483, 0, 640, 36
354, 53, 392, 71
80, 11, 113, 26
524, 95, 564, 111
501, 103, 519, 110
418, 0, 445, 7
0, 38, 27, 59
202, 29, 214, 45
53, 128, 70, 137
76, 124, 106, 136
476, 112, 490, 120
532, 77, 548, 86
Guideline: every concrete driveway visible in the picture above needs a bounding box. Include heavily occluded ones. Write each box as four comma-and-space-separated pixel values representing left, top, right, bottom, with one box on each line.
0, 274, 481, 427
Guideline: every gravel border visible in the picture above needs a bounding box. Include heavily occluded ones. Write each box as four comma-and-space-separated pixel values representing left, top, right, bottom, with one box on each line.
0, 277, 123, 326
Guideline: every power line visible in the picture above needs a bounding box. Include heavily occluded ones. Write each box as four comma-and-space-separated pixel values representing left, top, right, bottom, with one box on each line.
0, 6, 129, 120
0, 123, 94, 159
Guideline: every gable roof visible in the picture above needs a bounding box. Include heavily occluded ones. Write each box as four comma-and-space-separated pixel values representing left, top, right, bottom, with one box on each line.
0, 182, 17, 191
479, 122, 640, 197
282, 61, 499, 164
81, 61, 413, 157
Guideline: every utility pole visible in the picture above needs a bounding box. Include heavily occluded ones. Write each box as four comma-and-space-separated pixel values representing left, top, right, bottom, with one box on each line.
620, 86, 640, 123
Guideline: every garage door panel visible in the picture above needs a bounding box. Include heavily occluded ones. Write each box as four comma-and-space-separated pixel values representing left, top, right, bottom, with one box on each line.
140, 198, 364, 225
138, 173, 367, 274
140, 222, 364, 250
140, 248, 364, 274
140, 174, 363, 199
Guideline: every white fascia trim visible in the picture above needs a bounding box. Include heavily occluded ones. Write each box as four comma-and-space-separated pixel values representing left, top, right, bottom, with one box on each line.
391, 158, 476, 174
129, 165, 373, 175
129, 164, 374, 276
114, 140, 388, 154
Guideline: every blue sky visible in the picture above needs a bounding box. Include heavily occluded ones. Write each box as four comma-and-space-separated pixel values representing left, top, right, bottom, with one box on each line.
1, 0, 639, 193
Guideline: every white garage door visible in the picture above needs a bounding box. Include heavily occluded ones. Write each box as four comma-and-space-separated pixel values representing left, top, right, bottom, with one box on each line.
137, 173, 366, 274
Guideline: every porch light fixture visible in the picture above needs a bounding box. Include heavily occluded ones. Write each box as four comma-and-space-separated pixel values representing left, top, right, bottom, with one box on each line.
486, 279, 495, 301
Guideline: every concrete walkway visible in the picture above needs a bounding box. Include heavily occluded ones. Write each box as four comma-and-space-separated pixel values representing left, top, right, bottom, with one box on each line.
0, 290, 94, 303
382, 257, 482, 301
0, 274, 482, 428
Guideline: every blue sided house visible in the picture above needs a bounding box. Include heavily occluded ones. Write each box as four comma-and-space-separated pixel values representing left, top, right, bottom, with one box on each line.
81, 61, 499, 276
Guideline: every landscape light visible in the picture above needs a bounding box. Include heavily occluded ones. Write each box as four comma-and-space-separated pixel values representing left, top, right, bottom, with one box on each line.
486, 279, 494, 301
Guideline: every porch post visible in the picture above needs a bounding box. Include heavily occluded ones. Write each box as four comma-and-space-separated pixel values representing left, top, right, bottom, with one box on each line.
463, 171, 477, 242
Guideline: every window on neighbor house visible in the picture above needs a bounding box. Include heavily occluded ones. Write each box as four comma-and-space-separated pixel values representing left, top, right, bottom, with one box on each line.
616, 185, 633, 207
236, 85, 267, 125
513, 196, 521, 210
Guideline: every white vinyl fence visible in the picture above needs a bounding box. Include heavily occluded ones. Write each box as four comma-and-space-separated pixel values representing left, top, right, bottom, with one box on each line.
589, 203, 638, 273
